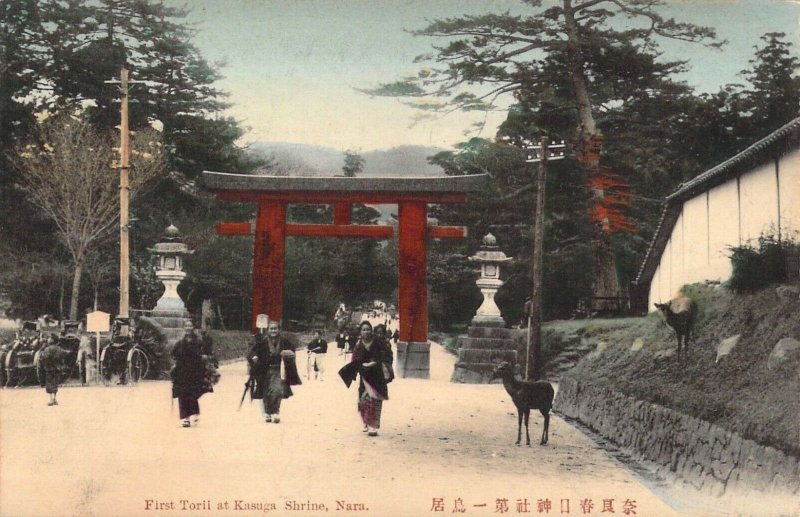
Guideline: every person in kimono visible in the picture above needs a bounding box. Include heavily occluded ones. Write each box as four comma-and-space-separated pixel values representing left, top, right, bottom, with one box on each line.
247, 321, 300, 423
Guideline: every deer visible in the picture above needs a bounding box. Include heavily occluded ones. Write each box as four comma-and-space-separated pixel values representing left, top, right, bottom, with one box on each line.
490, 362, 555, 446
654, 296, 697, 358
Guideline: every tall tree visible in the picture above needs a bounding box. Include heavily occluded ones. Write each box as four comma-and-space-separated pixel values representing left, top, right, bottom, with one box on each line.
365, 0, 720, 302
10, 114, 165, 320
342, 150, 365, 177
1, 0, 260, 182
2, 0, 265, 318
732, 32, 800, 142
0, 0, 54, 249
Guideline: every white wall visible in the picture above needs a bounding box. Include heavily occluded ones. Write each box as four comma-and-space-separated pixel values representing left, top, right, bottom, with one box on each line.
648, 148, 798, 308
706, 178, 738, 282
740, 160, 779, 243
779, 149, 800, 239
682, 194, 708, 287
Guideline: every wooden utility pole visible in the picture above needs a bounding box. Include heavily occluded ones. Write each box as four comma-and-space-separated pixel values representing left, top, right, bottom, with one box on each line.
523, 138, 565, 380
119, 67, 130, 320
528, 138, 548, 380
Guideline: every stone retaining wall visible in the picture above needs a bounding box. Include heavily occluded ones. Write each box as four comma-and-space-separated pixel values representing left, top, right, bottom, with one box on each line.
554, 376, 800, 497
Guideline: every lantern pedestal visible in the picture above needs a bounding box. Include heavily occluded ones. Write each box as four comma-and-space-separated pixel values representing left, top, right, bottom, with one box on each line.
471, 277, 506, 327
452, 234, 516, 383
153, 271, 187, 312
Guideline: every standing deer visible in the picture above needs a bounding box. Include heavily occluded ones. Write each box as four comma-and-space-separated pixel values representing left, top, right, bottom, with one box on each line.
490, 362, 555, 446
654, 296, 697, 357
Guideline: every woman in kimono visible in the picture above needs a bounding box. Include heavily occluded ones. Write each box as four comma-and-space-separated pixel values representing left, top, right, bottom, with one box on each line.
351, 320, 393, 436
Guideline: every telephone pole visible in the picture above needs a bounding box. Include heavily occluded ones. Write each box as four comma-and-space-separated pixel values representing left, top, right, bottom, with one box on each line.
106, 67, 131, 320
119, 67, 130, 320
520, 138, 565, 380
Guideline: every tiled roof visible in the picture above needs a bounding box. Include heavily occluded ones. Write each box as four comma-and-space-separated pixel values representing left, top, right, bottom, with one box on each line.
634, 117, 800, 287
201, 171, 488, 193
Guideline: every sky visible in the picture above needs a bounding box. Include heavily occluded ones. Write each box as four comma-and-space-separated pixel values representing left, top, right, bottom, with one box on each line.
171, 0, 800, 152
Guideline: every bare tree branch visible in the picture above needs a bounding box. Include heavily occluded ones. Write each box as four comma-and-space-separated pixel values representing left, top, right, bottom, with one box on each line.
9, 114, 166, 319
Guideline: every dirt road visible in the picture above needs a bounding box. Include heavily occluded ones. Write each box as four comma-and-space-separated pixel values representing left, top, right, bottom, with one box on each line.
2, 343, 692, 517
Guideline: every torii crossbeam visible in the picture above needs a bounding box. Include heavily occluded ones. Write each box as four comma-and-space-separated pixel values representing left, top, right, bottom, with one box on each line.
201, 172, 487, 378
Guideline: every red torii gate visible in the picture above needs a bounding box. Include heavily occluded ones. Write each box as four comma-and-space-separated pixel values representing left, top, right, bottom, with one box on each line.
201, 172, 487, 378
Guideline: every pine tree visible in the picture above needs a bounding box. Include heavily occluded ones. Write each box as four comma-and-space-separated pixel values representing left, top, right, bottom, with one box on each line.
364, 0, 721, 303
734, 32, 800, 141
342, 150, 365, 177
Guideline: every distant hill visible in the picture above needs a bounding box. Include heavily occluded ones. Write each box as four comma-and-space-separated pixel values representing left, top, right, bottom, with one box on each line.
247, 142, 447, 177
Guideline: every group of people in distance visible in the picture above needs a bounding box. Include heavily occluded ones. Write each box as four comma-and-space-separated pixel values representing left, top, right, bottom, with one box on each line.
336, 322, 399, 359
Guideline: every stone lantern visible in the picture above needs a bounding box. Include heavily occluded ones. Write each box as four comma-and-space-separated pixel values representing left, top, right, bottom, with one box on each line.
151, 224, 192, 313
469, 233, 512, 327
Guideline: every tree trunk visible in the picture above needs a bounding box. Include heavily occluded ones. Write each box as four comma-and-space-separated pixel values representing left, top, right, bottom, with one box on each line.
201, 299, 213, 331
69, 258, 84, 321
562, 0, 620, 302
59, 274, 65, 320
591, 230, 620, 307
215, 301, 227, 331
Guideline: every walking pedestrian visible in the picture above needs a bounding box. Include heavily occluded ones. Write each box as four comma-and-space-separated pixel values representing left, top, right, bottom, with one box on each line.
247, 321, 301, 424
340, 321, 393, 437
345, 325, 359, 355
336, 328, 348, 358
305, 330, 327, 381
171, 320, 209, 428
39, 333, 64, 406
374, 324, 390, 350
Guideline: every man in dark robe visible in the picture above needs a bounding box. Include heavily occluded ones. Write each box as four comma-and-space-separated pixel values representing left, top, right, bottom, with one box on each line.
247, 321, 300, 423
39, 333, 65, 406
171, 320, 209, 428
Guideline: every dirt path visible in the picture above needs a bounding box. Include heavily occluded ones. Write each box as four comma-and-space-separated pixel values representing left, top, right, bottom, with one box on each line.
2, 343, 687, 517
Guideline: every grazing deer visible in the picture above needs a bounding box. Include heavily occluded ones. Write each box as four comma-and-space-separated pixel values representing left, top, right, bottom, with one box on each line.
654, 296, 697, 357
490, 362, 555, 446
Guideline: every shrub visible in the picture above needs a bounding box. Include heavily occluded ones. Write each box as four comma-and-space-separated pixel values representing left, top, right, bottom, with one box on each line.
728, 234, 799, 292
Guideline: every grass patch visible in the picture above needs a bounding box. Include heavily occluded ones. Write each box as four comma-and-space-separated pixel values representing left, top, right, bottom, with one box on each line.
553, 283, 800, 459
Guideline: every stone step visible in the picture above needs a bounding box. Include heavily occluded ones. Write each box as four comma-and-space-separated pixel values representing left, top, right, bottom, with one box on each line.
450, 362, 503, 384
456, 336, 517, 350
457, 348, 517, 363
467, 326, 518, 339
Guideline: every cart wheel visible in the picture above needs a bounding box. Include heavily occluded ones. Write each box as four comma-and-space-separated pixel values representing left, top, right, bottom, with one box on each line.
99, 346, 111, 386
127, 347, 149, 384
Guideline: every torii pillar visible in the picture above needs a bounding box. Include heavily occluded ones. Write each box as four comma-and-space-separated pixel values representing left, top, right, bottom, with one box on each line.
202, 172, 488, 378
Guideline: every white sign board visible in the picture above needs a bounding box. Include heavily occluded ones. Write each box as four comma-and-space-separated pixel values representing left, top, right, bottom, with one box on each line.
256, 313, 269, 329
86, 311, 110, 333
